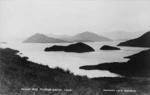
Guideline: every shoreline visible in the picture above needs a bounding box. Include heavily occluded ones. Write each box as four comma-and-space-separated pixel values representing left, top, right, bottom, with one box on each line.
1, 42, 148, 78
0, 48, 150, 95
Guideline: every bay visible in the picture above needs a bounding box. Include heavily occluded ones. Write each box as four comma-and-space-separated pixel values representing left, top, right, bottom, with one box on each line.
1, 41, 148, 78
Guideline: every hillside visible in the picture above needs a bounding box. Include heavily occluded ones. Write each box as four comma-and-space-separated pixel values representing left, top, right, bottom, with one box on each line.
0, 48, 99, 94
72, 31, 112, 42
118, 31, 150, 47
48, 31, 112, 42
0, 48, 150, 94
102, 31, 145, 41
23, 33, 69, 43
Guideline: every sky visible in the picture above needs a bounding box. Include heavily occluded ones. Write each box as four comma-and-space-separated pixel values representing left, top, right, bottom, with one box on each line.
1, 0, 150, 41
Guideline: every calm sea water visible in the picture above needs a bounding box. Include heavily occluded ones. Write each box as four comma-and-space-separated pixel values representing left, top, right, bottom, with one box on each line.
0, 41, 148, 78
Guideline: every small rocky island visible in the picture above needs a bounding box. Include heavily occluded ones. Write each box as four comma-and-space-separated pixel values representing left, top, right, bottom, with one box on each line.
45, 42, 95, 53
100, 45, 120, 50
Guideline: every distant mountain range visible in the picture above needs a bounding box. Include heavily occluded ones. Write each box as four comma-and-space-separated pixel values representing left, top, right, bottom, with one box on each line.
23, 32, 112, 43
102, 31, 146, 41
23, 33, 68, 43
61, 31, 112, 42
0, 42, 7, 44
118, 31, 150, 47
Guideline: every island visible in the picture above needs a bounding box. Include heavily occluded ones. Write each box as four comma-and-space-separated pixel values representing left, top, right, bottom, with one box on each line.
45, 42, 95, 53
100, 45, 120, 50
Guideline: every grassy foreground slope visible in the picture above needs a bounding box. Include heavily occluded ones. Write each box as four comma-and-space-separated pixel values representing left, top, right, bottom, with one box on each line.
0, 48, 150, 95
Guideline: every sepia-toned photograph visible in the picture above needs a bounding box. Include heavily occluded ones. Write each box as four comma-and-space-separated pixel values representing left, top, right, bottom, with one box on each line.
0, 0, 150, 95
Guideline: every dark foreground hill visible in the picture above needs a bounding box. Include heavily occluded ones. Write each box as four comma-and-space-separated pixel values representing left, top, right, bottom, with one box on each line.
80, 49, 150, 77
118, 31, 150, 47
45, 42, 95, 53
0, 48, 150, 95
23, 33, 69, 43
